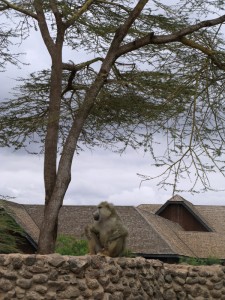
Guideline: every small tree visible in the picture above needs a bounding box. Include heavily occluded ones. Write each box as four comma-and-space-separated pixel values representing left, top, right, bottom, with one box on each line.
1, 1, 225, 253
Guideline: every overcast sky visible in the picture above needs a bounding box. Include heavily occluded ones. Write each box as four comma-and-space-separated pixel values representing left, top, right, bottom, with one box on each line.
1, 7, 225, 207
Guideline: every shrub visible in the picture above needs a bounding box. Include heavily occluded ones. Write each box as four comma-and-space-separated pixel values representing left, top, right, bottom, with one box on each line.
179, 256, 221, 266
55, 235, 135, 257
55, 234, 88, 256
204, 256, 221, 265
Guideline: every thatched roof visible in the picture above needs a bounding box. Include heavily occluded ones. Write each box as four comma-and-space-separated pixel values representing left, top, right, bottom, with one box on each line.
0, 200, 39, 244
177, 232, 225, 259
23, 204, 174, 255
138, 207, 225, 259
194, 205, 225, 233
1, 196, 225, 259
138, 196, 225, 259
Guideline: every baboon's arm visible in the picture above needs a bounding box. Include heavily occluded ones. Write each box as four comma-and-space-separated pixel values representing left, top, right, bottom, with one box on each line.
107, 227, 128, 242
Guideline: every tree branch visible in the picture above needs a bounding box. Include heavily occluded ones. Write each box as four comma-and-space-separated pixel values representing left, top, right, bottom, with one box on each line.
96, 0, 131, 13
116, 14, 225, 57
62, 57, 104, 71
180, 37, 225, 71
100, 0, 148, 72
111, 0, 148, 47
33, 0, 55, 56
65, 0, 96, 28
50, 0, 63, 28
61, 70, 76, 97
49, 0, 65, 45
181, 37, 215, 56
0, 0, 37, 19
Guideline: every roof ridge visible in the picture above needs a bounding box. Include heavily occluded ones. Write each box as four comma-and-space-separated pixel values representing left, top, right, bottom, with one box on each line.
140, 209, 198, 257
134, 207, 175, 253
22, 204, 41, 233
168, 194, 188, 202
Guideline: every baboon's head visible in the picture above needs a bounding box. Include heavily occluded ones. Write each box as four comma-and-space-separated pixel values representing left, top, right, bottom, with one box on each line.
93, 201, 115, 222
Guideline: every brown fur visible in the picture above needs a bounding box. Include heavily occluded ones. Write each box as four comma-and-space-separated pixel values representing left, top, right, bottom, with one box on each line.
85, 201, 128, 257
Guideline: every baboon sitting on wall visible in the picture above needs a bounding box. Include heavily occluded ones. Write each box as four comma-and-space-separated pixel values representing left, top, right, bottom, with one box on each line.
85, 201, 128, 257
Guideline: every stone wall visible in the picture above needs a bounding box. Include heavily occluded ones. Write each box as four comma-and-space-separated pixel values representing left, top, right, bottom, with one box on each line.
0, 254, 225, 299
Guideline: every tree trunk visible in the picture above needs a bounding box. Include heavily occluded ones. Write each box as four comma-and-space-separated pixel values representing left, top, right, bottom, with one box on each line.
34, 0, 66, 253
37, 51, 64, 253
37, 68, 114, 253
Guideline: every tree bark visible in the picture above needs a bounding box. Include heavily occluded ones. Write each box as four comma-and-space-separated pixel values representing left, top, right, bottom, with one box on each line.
37, 55, 64, 253
34, 1, 65, 253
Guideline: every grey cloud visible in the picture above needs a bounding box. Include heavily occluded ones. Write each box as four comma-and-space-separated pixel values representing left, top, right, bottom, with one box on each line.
1, 147, 225, 206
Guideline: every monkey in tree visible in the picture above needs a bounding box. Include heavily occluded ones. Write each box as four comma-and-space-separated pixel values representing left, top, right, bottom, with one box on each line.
85, 201, 128, 257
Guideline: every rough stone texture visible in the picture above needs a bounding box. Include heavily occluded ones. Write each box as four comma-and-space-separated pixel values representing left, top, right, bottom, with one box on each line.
0, 254, 225, 299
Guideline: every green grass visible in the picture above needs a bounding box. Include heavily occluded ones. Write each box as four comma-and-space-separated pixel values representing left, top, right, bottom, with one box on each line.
55, 234, 88, 256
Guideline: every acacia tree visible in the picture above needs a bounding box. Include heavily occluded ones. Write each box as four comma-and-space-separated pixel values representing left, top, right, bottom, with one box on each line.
1, 0, 225, 253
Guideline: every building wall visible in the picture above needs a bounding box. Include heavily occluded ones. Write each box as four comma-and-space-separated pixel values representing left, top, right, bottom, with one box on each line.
0, 254, 225, 299
158, 204, 208, 231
